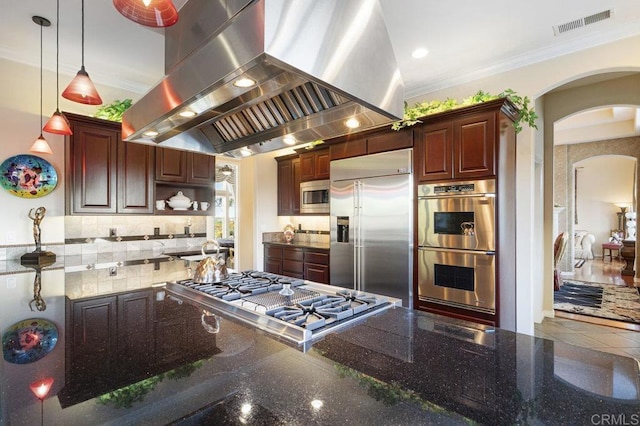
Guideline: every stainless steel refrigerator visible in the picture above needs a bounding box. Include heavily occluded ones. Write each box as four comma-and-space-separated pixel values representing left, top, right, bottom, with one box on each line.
330, 149, 413, 308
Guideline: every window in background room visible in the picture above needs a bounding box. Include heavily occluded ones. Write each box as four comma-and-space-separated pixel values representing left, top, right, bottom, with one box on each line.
214, 164, 236, 239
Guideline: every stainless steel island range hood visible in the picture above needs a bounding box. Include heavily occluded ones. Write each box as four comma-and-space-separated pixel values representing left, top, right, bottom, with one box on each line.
122, 0, 404, 158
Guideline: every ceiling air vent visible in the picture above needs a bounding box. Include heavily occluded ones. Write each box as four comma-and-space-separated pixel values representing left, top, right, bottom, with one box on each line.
553, 9, 614, 36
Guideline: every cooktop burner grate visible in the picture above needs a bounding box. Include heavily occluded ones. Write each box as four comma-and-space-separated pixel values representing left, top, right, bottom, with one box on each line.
240, 288, 319, 311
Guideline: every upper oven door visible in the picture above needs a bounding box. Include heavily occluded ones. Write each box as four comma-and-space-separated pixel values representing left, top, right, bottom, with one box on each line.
418, 185, 495, 251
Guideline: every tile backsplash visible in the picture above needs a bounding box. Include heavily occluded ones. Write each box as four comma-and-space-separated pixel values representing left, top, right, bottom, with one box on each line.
65, 215, 206, 239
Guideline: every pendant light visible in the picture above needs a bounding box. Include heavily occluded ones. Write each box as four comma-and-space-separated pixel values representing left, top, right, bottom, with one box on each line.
43, 0, 72, 135
30, 16, 53, 155
113, 0, 179, 28
62, 0, 102, 105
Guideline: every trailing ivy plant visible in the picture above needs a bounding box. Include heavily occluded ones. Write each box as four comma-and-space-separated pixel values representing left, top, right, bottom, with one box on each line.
93, 99, 133, 122
391, 89, 538, 134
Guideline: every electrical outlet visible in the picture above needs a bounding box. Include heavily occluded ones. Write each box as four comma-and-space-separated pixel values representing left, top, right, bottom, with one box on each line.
108, 266, 118, 276
109, 228, 117, 237
6, 277, 16, 289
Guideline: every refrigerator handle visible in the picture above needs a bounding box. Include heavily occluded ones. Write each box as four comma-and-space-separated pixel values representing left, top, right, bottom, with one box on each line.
354, 180, 363, 291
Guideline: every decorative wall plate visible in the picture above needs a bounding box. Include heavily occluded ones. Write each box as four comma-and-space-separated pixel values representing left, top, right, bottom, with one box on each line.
0, 154, 58, 198
2, 318, 58, 364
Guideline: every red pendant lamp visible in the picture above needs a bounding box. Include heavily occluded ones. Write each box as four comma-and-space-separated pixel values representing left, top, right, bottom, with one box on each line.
113, 0, 179, 28
44, 0, 72, 135
30, 377, 55, 400
30, 16, 53, 155
62, 0, 102, 105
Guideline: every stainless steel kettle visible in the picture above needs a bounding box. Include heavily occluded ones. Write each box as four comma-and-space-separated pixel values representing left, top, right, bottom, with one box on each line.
193, 240, 229, 283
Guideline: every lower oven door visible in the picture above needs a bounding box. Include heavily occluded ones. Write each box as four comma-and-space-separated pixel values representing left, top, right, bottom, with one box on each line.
418, 247, 495, 314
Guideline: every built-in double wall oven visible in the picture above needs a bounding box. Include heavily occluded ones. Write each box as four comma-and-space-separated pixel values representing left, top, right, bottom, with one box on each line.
417, 179, 496, 315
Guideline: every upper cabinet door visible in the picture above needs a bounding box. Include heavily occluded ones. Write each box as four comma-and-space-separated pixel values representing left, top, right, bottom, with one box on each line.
188, 152, 216, 184
415, 121, 454, 182
156, 147, 187, 182
117, 141, 155, 214
454, 111, 496, 179
68, 121, 119, 214
300, 148, 330, 181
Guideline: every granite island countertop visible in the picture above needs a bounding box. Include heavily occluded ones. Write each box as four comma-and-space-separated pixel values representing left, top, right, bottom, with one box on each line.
1, 265, 639, 425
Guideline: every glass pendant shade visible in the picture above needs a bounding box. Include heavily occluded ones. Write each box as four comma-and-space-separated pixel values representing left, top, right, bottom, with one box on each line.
113, 0, 179, 28
63, 0, 102, 105
43, 109, 72, 135
44, 0, 73, 135
62, 66, 103, 105
30, 377, 55, 400
30, 134, 53, 155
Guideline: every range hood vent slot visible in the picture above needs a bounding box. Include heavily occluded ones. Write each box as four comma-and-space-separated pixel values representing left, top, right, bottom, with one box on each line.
212, 82, 348, 143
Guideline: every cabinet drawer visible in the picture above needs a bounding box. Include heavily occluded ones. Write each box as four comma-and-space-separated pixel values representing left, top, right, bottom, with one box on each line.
282, 260, 304, 274
266, 246, 282, 259
283, 248, 304, 261
304, 251, 329, 265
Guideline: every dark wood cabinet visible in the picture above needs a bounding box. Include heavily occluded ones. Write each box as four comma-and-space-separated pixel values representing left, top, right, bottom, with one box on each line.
329, 128, 412, 161
300, 148, 330, 181
415, 108, 497, 182
263, 244, 330, 284
264, 245, 283, 275
282, 247, 304, 279
65, 113, 154, 214
117, 138, 155, 213
156, 147, 187, 182
415, 121, 453, 182
454, 111, 495, 179
304, 250, 330, 283
276, 154, 301, 216
155, 147, 216, 215
156, 148, 216, 185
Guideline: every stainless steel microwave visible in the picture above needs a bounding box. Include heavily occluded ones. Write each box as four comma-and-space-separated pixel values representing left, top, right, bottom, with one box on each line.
300, 180, 330, 214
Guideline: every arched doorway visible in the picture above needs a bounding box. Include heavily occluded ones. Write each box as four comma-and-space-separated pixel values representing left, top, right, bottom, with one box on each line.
542, 72, 640, 318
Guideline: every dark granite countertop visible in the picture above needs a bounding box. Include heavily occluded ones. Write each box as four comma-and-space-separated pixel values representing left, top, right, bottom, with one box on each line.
263, 241, 330, 250
2, 270, 638, 425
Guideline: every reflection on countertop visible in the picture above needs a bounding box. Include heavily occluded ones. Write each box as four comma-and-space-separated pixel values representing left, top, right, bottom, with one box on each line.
0, 262, 639, 425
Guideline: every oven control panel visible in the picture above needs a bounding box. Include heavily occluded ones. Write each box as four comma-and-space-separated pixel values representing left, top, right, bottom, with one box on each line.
433, 183, 475, 194
419, 179, 496, 197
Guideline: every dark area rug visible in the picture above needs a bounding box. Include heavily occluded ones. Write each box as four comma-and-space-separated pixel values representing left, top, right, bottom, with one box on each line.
554, 280, 640, 324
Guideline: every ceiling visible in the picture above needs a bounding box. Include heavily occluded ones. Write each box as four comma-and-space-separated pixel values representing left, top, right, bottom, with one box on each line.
1, 0, 639, 144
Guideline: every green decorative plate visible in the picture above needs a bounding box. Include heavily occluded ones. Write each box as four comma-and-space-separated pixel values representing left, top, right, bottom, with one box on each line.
0, 154, 58, 198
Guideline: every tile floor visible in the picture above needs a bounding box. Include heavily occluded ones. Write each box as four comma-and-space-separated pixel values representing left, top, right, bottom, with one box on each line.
535, 317, 640, 362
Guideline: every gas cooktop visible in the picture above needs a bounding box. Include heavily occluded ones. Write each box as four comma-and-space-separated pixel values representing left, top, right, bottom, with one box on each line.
165, 270, 401, 349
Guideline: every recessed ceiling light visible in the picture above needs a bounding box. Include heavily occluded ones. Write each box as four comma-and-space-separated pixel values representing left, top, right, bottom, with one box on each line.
143, 130, 158, 137
233, 78, 256, 88
179, 110, 196, 118
345, 118, 360, 129
283, 135, 296, 145
411, 48, 429, 59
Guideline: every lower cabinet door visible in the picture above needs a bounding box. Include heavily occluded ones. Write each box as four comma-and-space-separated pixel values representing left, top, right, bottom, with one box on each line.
304, 263, 329, 284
